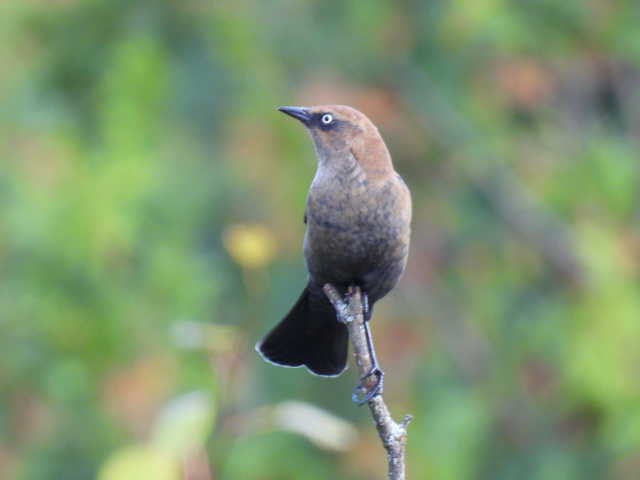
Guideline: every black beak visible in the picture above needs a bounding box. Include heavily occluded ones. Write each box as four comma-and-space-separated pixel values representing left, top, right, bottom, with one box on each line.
278, 106, 312, 125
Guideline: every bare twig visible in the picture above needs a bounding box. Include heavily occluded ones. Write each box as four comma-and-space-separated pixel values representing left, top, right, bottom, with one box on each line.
323, 284, 412, 480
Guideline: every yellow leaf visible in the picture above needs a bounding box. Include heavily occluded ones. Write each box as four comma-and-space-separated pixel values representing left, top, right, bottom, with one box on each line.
223, 223, 276, 269
98, 445, 179, 480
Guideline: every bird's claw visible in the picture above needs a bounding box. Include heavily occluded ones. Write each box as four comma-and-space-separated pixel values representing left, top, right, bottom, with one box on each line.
351, 367, 384, 405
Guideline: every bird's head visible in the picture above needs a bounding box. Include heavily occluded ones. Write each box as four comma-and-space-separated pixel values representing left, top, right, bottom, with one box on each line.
278, 105, 393, 176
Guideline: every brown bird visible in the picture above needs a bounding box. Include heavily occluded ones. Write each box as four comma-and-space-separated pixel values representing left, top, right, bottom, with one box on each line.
256, 105, 411, 399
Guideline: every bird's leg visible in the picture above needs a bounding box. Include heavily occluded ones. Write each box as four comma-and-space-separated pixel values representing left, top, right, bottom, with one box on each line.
352, 292, 385, 405
362, 292, 370, 322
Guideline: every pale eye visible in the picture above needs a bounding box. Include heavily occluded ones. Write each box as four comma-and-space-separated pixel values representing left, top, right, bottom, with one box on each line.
321, 113, 334, 125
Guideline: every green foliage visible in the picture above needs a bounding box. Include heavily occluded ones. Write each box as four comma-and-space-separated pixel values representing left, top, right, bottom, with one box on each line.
1, 1, 639, 479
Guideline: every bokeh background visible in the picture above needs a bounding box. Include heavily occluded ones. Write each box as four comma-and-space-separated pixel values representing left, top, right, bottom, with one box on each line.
2, 1, 640, 479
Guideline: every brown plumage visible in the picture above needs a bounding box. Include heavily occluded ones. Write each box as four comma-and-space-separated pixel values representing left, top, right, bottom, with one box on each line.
256, 105, 412, 376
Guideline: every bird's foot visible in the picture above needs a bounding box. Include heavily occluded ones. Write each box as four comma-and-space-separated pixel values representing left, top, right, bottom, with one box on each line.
344, 286, 368, 319
351, 367, 384, 405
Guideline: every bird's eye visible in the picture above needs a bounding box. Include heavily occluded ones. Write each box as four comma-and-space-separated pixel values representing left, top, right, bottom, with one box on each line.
321, 113, 334, 125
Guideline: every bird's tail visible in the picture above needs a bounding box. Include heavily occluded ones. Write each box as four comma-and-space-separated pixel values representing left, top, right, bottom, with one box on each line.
256, 284, 348, 376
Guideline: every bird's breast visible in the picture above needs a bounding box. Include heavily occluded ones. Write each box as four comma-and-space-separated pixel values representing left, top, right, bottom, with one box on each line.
303, 170, 411, 289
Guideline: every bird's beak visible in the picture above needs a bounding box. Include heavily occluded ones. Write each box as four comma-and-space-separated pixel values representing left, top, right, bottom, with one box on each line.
278, 106, 312, 125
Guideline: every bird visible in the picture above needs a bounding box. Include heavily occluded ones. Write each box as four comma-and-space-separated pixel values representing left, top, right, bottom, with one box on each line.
256, 105, 411, 400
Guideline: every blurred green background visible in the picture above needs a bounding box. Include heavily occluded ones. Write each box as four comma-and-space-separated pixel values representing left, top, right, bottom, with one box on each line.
1, 1, 639, 479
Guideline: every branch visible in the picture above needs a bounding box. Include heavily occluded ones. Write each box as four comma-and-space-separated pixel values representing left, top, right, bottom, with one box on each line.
323, 284, 412, 480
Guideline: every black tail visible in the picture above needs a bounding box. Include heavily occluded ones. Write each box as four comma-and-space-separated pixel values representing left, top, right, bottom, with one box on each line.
256, 284, 348, 376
